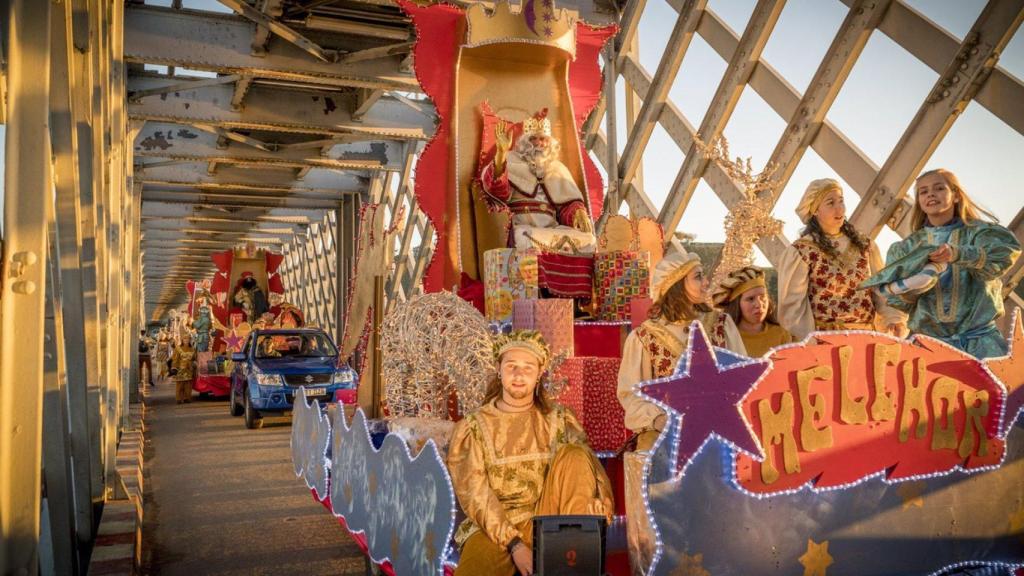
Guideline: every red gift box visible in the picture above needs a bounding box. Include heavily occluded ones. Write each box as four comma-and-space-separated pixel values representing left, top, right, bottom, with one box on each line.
573, 322, 628, 358
555, 356, 629, 452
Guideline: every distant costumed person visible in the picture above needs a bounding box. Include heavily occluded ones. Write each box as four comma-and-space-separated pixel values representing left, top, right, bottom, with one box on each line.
447, 330, 614, 576
777, 178, 904, 339
617, 251, 747, 452
479, 114, 597, 253
862, 168, 1021, 358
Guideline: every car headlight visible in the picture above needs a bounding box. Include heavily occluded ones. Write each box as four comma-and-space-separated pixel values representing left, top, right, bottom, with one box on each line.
255, 372, 284, 386
332, 371, 354, 386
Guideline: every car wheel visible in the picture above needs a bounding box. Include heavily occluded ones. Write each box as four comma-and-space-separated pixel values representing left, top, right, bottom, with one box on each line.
229, 386, 243, 417
244, 391, 262, 429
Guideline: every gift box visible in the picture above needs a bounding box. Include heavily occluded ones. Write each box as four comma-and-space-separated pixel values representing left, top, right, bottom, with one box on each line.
484, 248, 539, 323
573, 322, 629, 358
512, 299, 574, 357
593, 251, 650, 321
629, 297, 653, 330
556, 356, 629, 452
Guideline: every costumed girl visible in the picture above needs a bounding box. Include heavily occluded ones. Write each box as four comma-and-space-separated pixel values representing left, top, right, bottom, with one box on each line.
447, 330, 614, 576
777, 178, 904, 340
712, 266, 793, 358
861, 168, 1020, 358
617, 250, 747, 451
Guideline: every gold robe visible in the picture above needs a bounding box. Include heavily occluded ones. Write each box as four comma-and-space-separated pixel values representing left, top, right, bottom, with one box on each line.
446, 400, 613, 549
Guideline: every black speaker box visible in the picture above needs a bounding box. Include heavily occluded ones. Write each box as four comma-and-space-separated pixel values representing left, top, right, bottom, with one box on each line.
532, 515, 606, 575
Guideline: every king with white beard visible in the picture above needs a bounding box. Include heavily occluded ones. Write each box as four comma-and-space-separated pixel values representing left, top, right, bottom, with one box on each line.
479, 115, 597, 253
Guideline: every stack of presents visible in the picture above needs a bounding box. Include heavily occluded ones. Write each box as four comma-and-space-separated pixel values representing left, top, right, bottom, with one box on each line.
480, 216, 665, 513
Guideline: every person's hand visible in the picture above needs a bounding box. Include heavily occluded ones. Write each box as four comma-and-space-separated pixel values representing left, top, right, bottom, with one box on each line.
510, 542, 533, 576
886, 322, 908, 338
571, 209, 593, 234
494, 120, 513, 171
653, 413, 667, 432
928, 243, 955, 264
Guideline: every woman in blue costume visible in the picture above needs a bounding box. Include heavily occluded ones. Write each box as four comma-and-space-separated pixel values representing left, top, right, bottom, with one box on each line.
862, 169, 1020, 358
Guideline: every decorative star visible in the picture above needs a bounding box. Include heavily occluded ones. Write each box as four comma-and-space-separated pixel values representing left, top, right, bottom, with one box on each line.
223, 331, 243, 352
670, 552, 710, 576
1008, 505, 1024, 534
541, 0, 553, 7
639, 322, 770, 477
896, 481, 926, 510
543, 12, 553, 22
799, 539, 834, 576
985, 310, 1024, 438
543, 25, 553, 37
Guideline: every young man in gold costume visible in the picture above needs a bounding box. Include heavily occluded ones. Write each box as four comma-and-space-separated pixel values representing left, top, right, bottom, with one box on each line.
447, 330, 614, 575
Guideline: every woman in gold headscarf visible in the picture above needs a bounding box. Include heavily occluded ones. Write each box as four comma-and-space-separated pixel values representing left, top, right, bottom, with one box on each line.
712, 266, 793, 358
777, 178, 904, 340
616, 250, 747, 452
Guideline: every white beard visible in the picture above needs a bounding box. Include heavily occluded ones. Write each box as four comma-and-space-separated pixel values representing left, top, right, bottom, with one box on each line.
515, 137, 560, 179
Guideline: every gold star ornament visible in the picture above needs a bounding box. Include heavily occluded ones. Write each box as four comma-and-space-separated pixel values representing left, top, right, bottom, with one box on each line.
799, 539, 834, 576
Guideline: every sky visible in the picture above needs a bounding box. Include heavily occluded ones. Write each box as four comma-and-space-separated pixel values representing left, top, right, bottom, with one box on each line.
4, 0, 1020, 263
622, 0, 1024, 261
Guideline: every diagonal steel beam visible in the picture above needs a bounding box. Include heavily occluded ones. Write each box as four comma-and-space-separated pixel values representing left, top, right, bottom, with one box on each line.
616, 0, 707, 192
850, 0, 1024, 237
217, 0, 338, 63
762, 0, 893, 206
128, 74, 241, 102
657, 0, 787, 238
845, 0, 1024, 138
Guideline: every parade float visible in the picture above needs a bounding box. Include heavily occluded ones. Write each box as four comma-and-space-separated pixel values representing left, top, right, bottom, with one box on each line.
288, 1, 1024, 574
185, 246, 310, 397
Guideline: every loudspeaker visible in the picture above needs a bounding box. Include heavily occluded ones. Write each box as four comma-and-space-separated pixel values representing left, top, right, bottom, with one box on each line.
532, 515, 606, 575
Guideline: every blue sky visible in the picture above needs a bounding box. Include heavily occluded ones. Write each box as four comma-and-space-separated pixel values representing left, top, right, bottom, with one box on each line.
5, 0, 1020, 261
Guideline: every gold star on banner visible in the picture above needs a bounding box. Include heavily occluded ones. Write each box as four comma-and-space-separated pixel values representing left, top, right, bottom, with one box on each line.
669, 552, 710, 576
799, 539, 834, 576
897, 481, 926, 510
1009, 505, 1024, 539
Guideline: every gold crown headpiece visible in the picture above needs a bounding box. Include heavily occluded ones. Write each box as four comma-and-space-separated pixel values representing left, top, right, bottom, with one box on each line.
465, 0, 578, 58
522, 116, 552, 138
493, 329, 551, 368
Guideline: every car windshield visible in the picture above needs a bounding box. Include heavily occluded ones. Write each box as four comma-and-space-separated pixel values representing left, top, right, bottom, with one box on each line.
255, 333, 337, 359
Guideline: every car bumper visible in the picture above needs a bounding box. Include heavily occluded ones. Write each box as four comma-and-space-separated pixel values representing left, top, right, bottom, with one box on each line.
249, 385, 346, 411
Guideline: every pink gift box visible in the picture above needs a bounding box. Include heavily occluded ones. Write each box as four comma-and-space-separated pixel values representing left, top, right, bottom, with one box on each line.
512, 299, 574, 357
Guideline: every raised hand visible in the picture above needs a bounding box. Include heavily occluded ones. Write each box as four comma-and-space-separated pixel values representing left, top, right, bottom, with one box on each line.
494, 119, 514, 172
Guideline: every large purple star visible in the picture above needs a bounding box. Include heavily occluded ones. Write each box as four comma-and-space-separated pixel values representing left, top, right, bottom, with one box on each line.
224, 331, 244, 352
639, 322, 770, 477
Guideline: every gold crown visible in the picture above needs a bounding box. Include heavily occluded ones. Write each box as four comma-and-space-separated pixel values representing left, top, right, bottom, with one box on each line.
493, 329, 551, 367
522, 115, 552, 137
465, 0, 577, 58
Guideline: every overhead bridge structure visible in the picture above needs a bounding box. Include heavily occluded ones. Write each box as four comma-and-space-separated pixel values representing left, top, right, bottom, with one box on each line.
0, 0, 1021, 573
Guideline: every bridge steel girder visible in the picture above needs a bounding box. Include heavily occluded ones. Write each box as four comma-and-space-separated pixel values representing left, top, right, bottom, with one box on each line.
140, 202, 324, 222
142, 191, 343, 211
124, 4, 418, 92
137, 161, 368, 193
126, 76, 433, 140
134, 122, 406, 171
0, 0, 52, 572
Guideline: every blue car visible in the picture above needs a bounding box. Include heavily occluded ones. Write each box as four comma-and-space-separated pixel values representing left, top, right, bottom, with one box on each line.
229, 328, 358, 429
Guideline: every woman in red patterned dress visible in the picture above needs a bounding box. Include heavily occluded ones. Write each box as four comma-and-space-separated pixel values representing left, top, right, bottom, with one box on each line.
777, 179, 904, 340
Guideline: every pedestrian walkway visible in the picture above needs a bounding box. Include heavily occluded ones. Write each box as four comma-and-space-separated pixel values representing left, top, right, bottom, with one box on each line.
140, 379, 366, 575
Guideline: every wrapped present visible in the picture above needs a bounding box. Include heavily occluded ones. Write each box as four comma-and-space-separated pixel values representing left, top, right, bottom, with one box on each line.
573, 321, 629, 358
629, 297, 653, 330
556, 356, 629, 452
537, 252, 594, 298
593, 251, 650, 321
512, 299, 574, 357
484, 248, 539, 323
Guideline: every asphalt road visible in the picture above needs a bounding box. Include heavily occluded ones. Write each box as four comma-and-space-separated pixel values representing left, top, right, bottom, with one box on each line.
140, 378, 368, 575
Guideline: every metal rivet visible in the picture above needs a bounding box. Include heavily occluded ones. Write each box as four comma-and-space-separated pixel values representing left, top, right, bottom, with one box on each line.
12, 281, 36, 295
